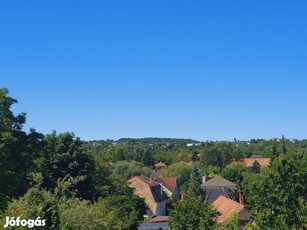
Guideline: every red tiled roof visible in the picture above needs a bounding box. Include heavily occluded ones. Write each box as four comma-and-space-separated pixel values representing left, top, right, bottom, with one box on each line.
155, 161, 167, 167
212, 195, 244, 224
160, 178, 177, 193
148, 216, 169, 223
242, 158, 270, 167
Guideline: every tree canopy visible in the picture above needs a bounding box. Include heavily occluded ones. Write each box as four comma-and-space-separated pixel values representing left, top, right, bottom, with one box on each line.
169, 197, 218, 230
247, 153, 307, 229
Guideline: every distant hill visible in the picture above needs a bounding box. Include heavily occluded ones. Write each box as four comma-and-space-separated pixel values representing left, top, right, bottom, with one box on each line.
117, 137, 200, 145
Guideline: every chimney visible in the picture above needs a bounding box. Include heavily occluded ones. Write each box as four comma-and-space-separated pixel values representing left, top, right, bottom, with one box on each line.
239, 191, 244, 205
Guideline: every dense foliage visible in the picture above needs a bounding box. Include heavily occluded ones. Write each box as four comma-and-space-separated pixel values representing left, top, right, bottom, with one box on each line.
169, 197, 218, 230
1, 87, 307, 229
246, 153, 307, 229
0, 88, 147, 229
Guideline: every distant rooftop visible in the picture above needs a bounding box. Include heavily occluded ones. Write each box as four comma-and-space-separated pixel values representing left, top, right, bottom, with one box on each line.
242, 158, 270, 167
202, 176, 237, 189
155, 161, 167, 167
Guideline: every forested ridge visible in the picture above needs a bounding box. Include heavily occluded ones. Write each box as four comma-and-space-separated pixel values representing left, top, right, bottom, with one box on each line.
1, 87, 306, 229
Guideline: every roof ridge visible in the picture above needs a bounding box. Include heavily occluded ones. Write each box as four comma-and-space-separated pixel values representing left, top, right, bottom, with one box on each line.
138, 175, 159, 186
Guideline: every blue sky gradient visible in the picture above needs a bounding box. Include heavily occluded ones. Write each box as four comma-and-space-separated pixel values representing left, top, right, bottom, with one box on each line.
1, 1, 307, 141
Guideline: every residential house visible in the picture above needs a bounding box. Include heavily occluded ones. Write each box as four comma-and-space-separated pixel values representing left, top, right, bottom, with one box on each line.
159, 177, 180, 199
129, 176, 167, 216
202, 176, 237, 203
212, 195, 250, 229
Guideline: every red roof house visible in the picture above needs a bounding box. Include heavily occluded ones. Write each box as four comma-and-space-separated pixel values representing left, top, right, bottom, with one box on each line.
159, 177, 180, 199
241, 158, 270, 167
212, 195, 250, 229
128, 176, 167, 216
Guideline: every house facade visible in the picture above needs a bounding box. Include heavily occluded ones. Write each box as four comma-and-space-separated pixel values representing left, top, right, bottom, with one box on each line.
158, 177, 180, 200
129, 176, 166, 216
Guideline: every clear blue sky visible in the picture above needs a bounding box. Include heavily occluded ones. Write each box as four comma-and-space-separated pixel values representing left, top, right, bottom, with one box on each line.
1, 1, 307, 141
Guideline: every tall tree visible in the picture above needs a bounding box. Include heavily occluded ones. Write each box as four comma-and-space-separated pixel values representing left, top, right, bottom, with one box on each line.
224, 213, 240, 230
221, 162, 251, 189
141, 150, 154, 167
250, 160, 261, 174
0, 88, 42, 209
188, 162, 203, 201
247, 152, 307, 229
161, 162, 192, 191
38, 131, 97, 200
271, 139, 278, 158
281, 135, 287, 155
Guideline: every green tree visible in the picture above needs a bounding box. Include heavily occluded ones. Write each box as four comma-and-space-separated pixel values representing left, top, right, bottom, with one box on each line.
188, 163, 203, 200
0, 187, 60, 230
169, 197, 218, 230
200, 147, 222, 168
141, 150, 154, 167
191, 150, 198, 162
38, 131, 97, 200
111, 147, 126, 162
110, 160, 150, 179
221, 162, 250, 187
247, 153, 307, 229
224, 213, 240, 230
98, 195, 147, 230
1, 187, 146, 230
250, 160, 261, 174
271, 139, 278, 158
200, 165, 221, 176
0, 88, 43, 209
161, 162, 192, 191
58, 197, 110, 230
281, 135, 287, 155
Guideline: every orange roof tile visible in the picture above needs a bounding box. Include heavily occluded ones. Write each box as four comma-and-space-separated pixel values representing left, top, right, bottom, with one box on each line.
242, 158, 271, 167
212, 195, 244, 224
